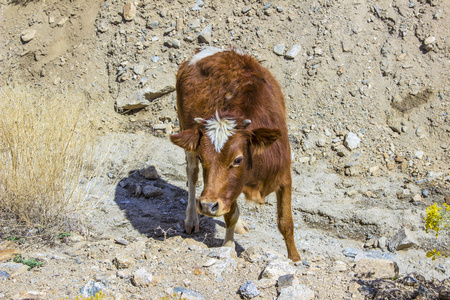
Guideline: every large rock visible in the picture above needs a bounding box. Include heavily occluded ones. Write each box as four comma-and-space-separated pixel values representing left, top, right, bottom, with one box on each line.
353, 258, 399, 279
388, 227, 418, 252
116, 85, 175, 110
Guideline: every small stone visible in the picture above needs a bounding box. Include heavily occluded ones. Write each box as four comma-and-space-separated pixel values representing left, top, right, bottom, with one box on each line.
444, 195, 450, 204
142, 85, 176, 102
0, 270, 10, 280
238, 281, 260, 299
424, 36, 436, 45
273, 44, 285, 56
198, 24, 212, 44
132, 268, 155, 287
151, 55, 159, 63
147, 20, 159, 29
116, 269, 133, 279
142, 185, 163, 198
334, 261, 347, 272
112, 254, 135, 269
114, 238, 130, 246
173, 287, 205, 300
346, 190, 358, 196
153, 124, 173, 135
79, 280, 106, 298
240, 246, 265, 263
377, 237, 388, 251
188, 19, 201, 29
56, 17, 69, 27
285, 44, 301, 59
207, 247, 237, 259
388, 227, 418, 252
386, 161, 396, 170
277, 274, 297, 293
0, 248, 20, 262
344, 132, 361, 150
20, 29, 36, 43
123, 2, 137, 21
256, 278, 277, 289
16, 291, 47, 300
277, 285, 315, 300
412, 194, 422, 202
414, 151, 424, 159
260, 259, 296, 279
241, 6, 252, 14
337, 66, 344, 76
395, 155, 404, 163
354, 259, 399, 279
134, 65, 144, 75
369, 166, 379, 174
342, 248, 358, 258
139, 165, 158, 180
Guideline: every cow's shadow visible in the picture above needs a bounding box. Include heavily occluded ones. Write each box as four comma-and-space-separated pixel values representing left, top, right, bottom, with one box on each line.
113, 170, 246, 255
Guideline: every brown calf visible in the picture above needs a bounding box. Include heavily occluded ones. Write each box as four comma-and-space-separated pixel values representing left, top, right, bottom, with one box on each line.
170, 47, 301, 261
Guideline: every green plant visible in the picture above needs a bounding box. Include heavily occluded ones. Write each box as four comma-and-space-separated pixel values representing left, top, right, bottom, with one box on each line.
58, 232, 71, 239
13, 254, 44, 270
5, 236, 24, 244
425, 202, 449, 260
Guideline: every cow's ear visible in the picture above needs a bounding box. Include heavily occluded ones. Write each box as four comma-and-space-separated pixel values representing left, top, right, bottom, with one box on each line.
250, 128, 282, 155
170, 129, 201, 152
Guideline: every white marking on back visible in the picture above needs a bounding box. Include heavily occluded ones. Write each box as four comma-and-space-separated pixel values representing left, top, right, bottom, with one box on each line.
205, 111, 236, 152
189, 47, 225, 66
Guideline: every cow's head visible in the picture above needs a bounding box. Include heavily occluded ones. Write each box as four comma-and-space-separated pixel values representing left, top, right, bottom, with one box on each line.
170, 111, 281, 217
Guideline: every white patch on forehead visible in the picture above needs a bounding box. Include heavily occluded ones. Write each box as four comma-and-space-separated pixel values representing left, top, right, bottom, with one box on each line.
189, 47, 225, 66
205, 111, 236, 152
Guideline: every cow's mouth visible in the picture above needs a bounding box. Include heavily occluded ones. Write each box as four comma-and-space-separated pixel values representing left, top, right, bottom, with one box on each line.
197, 199, 229, 216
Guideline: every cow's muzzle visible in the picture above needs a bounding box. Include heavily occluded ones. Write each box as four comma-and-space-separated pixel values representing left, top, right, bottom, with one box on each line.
198, 199, 221, 216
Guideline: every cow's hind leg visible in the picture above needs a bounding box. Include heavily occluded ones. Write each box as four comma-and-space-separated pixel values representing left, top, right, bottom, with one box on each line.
184, 151, 199, 234
234, 217, 249, 234
223, 202, 239, 248
276, 182, 301, 262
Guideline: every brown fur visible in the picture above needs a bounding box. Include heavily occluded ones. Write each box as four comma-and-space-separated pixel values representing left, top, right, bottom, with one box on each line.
170, 49, 301, 261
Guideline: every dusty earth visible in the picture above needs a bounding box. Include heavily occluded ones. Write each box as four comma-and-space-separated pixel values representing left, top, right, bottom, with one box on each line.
0, 0, 450, 299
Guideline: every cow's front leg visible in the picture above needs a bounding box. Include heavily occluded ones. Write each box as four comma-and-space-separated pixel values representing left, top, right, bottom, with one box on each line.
184, 151, 199, 234
276, 181, 301, 262
223, 202, 239, 248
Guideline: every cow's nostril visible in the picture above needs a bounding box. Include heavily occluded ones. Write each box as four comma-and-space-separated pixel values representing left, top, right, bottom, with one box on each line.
210, 202, 219, 213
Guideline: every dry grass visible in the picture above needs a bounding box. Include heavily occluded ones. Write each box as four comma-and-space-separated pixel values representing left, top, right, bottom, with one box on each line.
0, 84, 97, 238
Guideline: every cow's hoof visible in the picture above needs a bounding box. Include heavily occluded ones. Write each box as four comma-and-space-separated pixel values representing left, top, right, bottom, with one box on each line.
184, 219, 199, 234
234, 217, 250, 234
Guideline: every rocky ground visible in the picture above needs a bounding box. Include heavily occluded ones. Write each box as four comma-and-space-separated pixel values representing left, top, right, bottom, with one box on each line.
0, 0, 449, 299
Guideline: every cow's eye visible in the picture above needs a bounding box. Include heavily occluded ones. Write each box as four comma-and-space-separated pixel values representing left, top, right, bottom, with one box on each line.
233, 156, 244, 166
